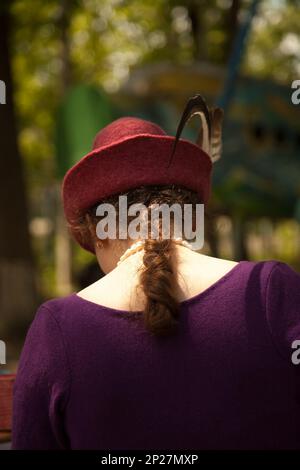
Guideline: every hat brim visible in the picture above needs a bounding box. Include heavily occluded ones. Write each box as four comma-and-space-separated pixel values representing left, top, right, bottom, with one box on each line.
62, 134, 212, 253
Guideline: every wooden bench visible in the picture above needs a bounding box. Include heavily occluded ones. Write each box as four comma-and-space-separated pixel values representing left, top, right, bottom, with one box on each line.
0, 374, 15, 443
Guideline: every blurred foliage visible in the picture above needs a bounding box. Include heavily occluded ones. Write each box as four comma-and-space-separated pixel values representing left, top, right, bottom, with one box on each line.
244, 0, 300, 81
10, 0, 300, 184
8, 0, 300, 294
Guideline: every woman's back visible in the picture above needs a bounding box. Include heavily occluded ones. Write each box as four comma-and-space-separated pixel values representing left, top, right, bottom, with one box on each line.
12, 259, 300, 449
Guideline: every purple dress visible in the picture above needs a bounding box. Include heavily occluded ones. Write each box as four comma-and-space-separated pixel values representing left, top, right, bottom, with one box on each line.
12, 260, 300, 449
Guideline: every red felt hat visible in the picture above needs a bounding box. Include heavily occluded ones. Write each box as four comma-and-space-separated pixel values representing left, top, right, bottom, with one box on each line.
62, 95, 223, 253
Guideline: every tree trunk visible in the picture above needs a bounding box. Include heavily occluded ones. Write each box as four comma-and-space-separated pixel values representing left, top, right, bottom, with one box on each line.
0, 4, 37, 337
223, 0, 241, 63
54, 0, 73, 295
186, 0, 204, 62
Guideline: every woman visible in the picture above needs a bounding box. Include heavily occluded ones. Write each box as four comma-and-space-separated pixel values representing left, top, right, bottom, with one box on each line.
12, 96, 300, 450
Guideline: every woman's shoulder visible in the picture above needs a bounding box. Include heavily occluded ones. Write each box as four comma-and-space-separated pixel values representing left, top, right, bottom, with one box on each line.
185, 257, 299, 307
260, 260, 300, 361
242, 258, 300, 287
37, 293, 78, 316
232, 258, 300, 297
32, 292, 100, 331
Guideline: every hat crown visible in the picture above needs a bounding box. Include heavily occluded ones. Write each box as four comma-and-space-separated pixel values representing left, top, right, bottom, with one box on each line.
92, 116, 167, 151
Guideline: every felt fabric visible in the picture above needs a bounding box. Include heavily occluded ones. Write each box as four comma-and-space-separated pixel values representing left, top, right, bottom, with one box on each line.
12, 260, 300, 450
62, 117, 212, 253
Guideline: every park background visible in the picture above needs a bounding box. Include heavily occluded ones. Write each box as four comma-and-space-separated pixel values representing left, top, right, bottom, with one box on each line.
0, 0, 300, 369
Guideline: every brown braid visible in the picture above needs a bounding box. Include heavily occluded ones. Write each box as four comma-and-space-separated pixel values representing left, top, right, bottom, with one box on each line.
140, 238, 180, 337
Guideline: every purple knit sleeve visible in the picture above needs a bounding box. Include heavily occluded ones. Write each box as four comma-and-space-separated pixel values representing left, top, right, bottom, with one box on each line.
12, 304, 71, 449
265, 261, 300, 364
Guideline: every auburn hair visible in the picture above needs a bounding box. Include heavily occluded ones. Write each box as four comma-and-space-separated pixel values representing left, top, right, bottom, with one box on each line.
74, 184, 202, 338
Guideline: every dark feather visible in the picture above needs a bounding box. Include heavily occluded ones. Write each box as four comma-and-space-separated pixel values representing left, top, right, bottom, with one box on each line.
167, 94, 212, 167
167, 94, 224, 166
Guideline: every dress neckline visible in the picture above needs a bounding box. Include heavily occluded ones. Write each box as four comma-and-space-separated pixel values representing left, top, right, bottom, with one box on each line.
71, 261, 247, 315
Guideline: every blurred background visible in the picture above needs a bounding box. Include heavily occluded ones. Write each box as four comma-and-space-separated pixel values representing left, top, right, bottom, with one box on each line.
0, 0, 300, 368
